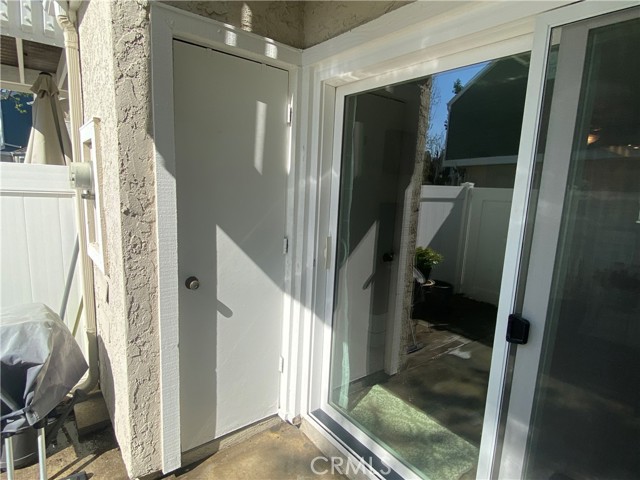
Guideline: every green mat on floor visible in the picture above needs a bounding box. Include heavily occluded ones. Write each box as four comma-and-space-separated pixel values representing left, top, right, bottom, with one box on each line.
349, 384, 478, 480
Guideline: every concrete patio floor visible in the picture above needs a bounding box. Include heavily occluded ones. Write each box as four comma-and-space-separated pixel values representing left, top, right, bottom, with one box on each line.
6, 418, 128, 480
7, 295, 495, 480
8, 419, 346, 480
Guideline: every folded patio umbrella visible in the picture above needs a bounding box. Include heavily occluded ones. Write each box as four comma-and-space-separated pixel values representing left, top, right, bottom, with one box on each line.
0, 303, 87, 435
24, 73, 72, 166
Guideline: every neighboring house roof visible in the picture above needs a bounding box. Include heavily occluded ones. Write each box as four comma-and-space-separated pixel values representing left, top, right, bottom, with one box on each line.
443, 53, 530, 166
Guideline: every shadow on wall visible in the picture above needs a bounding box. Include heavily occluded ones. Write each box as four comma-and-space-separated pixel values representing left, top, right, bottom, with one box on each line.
96, 337, 116, 434
162, 1, 305, 48
417, 187, 467, 286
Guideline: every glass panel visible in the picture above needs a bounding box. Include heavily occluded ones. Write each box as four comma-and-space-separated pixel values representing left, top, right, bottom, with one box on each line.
524, 17, 640, 479
328, 53, 531, 479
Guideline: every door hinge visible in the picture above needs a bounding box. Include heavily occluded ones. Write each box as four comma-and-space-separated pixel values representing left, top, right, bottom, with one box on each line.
283, 236, 289, 254
279, 356, 285, 373
287, 104, 293, 125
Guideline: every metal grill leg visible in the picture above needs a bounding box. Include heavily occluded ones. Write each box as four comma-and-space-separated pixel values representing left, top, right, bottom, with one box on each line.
37, 427, 47, 480
4, 436, 15, 480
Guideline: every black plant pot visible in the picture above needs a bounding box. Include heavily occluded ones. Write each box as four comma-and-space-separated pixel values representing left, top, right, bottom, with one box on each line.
423, 280, 453, 314
418, 266, 432, 280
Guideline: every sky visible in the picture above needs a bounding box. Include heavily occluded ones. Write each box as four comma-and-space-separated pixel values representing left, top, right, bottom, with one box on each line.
428, 61, 488, 149
1, 92, 33, 151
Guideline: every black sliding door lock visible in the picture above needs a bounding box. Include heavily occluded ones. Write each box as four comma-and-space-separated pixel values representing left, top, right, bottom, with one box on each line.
507, 314, 530, 345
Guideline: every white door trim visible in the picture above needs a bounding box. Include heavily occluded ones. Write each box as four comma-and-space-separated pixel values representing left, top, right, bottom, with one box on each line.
150, 3, 301, 473
302, 1, 566, 77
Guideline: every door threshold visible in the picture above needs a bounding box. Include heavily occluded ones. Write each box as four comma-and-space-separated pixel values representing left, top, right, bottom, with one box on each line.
301, 412, 407, 480
181, 415, 282, 468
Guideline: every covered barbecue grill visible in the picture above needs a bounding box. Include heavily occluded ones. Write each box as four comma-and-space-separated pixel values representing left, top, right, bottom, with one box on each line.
1, 303, 88, 478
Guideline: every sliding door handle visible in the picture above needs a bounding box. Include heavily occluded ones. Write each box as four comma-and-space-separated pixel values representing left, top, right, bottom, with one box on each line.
507, 314, 530, 345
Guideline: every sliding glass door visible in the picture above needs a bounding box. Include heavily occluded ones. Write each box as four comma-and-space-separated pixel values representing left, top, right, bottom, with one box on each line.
313, 4, 638, 480
325, 55, 531, 478
500, 7, 640, 479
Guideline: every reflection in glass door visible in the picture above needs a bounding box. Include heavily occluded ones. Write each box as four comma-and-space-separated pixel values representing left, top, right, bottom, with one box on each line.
501, 9, 640, 479
327, 52, 531, 479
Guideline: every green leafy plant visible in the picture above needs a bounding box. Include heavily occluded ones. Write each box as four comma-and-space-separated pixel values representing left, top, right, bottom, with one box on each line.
1, 89, 33, 114
415, 246, 444, 276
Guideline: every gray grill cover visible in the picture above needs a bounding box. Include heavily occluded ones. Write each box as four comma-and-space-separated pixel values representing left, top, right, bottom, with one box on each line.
1, 303, 88, 434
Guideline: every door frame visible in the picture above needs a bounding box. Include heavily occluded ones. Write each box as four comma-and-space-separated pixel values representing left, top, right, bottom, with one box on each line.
304, 1, 639, 479
307, 4, 553, 479
149, 3, 301, 472
494, 4, 640, 479
315, 34, 540, 480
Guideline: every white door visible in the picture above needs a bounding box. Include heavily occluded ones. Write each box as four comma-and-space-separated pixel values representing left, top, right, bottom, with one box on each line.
173, 40, 289, 452
329, 92, 412, 406
498, 7, 640, 478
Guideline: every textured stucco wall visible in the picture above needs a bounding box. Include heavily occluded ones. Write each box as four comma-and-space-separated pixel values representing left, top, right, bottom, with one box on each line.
164, 1, 305, 48
110, 1, 161, 475
303, 1, 412, 47
162, 1, 412, 48
78, 0, 161, 477
77, 0, 133, 471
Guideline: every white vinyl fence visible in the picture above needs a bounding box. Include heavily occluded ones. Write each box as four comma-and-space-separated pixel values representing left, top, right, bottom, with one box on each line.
417, 184, 513, 305
0, 163, 87, 359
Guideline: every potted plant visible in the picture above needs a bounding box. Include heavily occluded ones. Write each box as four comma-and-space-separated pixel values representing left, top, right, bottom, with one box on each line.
415, 246, 444, 280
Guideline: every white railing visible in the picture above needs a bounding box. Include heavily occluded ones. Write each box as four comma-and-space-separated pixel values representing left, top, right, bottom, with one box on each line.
417, 184, 513, 305
1, 1, 65, 94
0, 0, 63, 47
0, 162, 88, 360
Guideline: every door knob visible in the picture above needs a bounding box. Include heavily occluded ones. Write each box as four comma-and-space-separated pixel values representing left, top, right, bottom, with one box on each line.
185, 276, 200, 290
